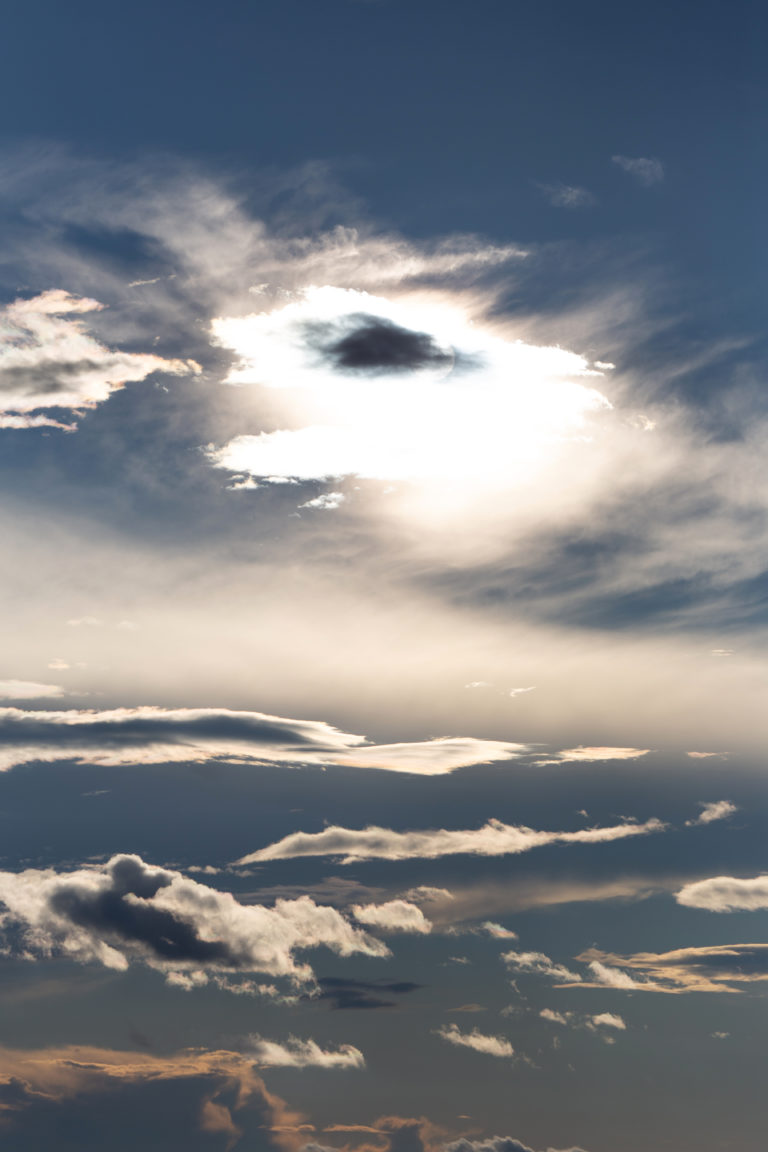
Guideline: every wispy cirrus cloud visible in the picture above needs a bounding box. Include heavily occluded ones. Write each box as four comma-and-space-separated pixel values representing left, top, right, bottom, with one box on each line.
577, 944, 768, 993
238, 815, 666, 865
611, 155, 665, 185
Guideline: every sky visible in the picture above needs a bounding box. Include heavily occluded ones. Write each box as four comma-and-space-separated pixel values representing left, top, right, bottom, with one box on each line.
0, 1, 766, 1150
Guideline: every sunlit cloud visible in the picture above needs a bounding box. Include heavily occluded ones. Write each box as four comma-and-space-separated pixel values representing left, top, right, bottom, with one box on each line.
434, 1024, 516, 1059
246, 1035, 365, 1069
238, 815, 666, 864
684, 800, 737, 827
675, 875, 768, 912
0, 679, 64, 700
351, 900, 432, 934
577, 944, 768, 993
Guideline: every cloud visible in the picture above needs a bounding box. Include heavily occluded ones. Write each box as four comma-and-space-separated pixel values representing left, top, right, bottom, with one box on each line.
536, 746, 650, 765
480, 922, 518, 940
0, 1041, 306, 1150
434, 1024, 515, 1059
589, 1012, 625, 1030
238, 815, 665, 865
501, 950, 582, 984
577, 944, 768, 993
0, 705, 527, 775
537, 183, 596, 208
675, 875, 768, 912
311, 976, 422, 1010
540, 1009, 571, 1025
351, 901, 432, 934
684, 800, 737, 827
207, 285, 610, 491
0, 290, 198, 426
0, 680, 64, 700
538, 1008, 625, 1033
444, 1138, 591, 1152
246, 1036, 365, 1069
611, 155, 665, 185
0, 854, 388, 988
299, 492, 345, 510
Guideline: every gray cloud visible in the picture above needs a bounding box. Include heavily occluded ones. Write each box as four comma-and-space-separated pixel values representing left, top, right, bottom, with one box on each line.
0, 854, 388, 988
612, 155, 665, 185
316, 314, 454, 374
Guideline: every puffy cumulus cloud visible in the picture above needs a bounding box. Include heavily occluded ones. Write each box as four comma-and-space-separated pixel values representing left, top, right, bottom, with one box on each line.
0, 680, 64, 700
0, 705, 526, 776
684, 800, 737, 827
238, 815, 666, 865
246, 1036, 364, 1070
589, 1012, 626, 1031
539, 1008, 625, 1033
0, 854, 388, 989
0, 290, 198, 427
351, 900, 432, 934
675, 875, 768, 912
502, 950, 582, 984
434, 1024, 515, 1059
576, 944, 768, 993
207, 285, 611, 493
0, 1042, 307, 1150
611, 155, 665, 185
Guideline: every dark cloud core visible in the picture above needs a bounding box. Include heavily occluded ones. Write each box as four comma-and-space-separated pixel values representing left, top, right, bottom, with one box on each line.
323, 315, 453, 374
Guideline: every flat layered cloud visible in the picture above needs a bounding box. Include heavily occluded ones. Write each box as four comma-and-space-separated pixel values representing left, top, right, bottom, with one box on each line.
246, 1036, 365, 1069
237, 816, 666, 865
676, 875, 768, 912
0, 290, 198, 428
0, 705, 526, 776
0, 680, 64, 700
577, 944, 768, 993
435, 1024, 515, 1059
0, 854, 388, 988
535, 747, 650, 766
351, 900, 432, 934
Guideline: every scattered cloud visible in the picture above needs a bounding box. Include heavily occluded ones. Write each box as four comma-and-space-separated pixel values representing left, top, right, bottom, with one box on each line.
238, 815, 665, 865
246, 1035, 365, 1069
0, 854, 388, 989
611, 155, 665, 185
502, 950, 582, 984
480, 921, 518, 940
536, 182, 596, 208
536, 746, 650, 766
675, 875, 768, 912
0, 290, 198, 427
351, 900, 432, 934
589, 1012, 626, 1031
299, 492, 346, 510
684, 800, 737, 827
435, 1024, 515, 1059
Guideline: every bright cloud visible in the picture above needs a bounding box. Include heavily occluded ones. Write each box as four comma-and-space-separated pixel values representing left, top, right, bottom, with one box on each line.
0, 705, 526, 775
502, 950, 582, 984
238, 816, 665, 865
537, 746, 651, 765
351, 900, 432, 934
676, 875, 768, 912
207, 286, 611, 494
0, 854, 388, 988
435, 1024, 515, 1059
0, 290, 198, 426
247, 1035, 365, 1069
578, 944, 768, 993
0, 680, 64, 700
684, 800, 737, 827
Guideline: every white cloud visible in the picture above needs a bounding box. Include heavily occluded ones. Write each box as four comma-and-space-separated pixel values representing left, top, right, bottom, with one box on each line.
0, 680, 64, 700
611, 155, 665, 185
351, 900, 431, 934
481, 921, 518, 940
435, 1024, 515, 1058
590, 1012, 626, 1030
0, 854, 387, 989
207, 285, 611, 494
247, 1035, 365, 1069
299, 491, 345, 510
540, 1008, 571, 1025
578, 944, 768, 993
0, 290, 198, 424
0, 705, 526, 776
502, 950, 582, 984
684, 800, 737, 827
536, 746, 650, 765
676, 875, 768, 912
238, 815, 665, 865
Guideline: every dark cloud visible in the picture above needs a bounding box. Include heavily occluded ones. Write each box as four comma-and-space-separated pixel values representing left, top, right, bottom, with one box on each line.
313, 976, 422, 1010
316, 315, 453, 374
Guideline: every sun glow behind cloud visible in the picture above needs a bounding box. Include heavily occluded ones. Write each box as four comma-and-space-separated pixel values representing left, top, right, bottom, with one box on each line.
207, 287, 612, 503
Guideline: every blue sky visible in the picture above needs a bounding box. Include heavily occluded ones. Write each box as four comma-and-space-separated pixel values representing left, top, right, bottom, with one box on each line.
0, 2, 766, 1151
